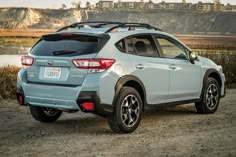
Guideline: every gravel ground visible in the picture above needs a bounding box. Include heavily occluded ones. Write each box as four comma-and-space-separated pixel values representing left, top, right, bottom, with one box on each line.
0, 89, 235, 157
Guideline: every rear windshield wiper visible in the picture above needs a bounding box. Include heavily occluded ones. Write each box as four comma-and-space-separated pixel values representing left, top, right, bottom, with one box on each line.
52, 50, 77, 56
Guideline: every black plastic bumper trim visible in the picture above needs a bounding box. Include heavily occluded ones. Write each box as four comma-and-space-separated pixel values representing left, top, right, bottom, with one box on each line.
76, 91, 113, 116
221, 85, 226, 98
16, 85, 27, 106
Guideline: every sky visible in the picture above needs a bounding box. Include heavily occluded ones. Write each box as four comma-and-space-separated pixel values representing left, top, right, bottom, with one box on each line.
0, 0, 235, 9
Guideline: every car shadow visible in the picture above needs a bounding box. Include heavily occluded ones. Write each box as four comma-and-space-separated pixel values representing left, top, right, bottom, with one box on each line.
6, 104, 198, 139
46, 104, 197, 134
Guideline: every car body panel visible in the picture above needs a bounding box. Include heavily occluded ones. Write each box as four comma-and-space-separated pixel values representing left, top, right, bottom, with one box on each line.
167, 58, 202, 101
128, 55, 170, 104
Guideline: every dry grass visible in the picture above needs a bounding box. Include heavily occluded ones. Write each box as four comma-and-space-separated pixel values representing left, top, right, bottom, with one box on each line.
176, 35, 236, 49
0, 29, 55, 38
0, 66, 20, 99
0, 37, 38, 47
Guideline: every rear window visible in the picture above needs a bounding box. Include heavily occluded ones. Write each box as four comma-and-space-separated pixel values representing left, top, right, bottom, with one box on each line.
31, 35, 99, 56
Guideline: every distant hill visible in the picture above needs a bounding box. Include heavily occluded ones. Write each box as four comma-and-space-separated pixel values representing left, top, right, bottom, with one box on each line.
0, 8, 236, 34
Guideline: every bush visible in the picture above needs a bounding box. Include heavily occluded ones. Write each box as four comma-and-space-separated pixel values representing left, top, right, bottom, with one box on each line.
0, 66, 20, 99
198, 51, 236, 88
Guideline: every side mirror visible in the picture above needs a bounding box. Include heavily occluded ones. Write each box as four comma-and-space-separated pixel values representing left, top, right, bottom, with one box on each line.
189, 51, 198, 64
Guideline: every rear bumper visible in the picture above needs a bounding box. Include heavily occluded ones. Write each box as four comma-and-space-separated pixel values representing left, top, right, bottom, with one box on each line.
220, 84, 226, 98
17, 83, 113, 115
220, 73, 226, 98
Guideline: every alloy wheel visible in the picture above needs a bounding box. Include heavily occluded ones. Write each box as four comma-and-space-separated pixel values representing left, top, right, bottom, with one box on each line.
120, 95, 140, 128
43, 108, 59, 117
206, 84, 219, 110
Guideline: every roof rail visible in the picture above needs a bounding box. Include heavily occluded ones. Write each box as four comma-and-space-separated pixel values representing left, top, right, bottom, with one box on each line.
105, 23, 162, 32
56, 21, 162, 32
56, 21, 123, 32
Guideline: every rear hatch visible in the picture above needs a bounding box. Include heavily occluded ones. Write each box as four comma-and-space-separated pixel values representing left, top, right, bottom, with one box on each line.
26, 33, 109, 86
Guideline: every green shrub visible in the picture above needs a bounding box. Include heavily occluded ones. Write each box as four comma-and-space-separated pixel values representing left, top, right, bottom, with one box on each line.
0, 66, 20, 99
198, 51, 236, 88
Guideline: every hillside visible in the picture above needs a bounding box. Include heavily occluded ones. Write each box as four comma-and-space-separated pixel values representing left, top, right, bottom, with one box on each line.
0, 8, 236, 34
0, 8, 82, 29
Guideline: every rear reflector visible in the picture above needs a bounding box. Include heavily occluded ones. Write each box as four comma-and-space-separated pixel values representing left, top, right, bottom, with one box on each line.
72, 58, 115, 73
81, 102, 95, 111
21, 56, 34, 66
17, 95, 23, 104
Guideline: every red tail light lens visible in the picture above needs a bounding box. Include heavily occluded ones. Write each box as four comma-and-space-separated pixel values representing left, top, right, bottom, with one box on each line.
81, 102, 95, 111
17, 95, 23, 104
72, 58, 115, 73
21, 56, 34, 66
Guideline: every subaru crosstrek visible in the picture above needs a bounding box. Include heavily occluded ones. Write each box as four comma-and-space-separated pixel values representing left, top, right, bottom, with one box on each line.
17, 22, 226, 133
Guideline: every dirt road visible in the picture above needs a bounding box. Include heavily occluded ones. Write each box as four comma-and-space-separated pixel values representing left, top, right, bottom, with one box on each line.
0, 90, 235, 157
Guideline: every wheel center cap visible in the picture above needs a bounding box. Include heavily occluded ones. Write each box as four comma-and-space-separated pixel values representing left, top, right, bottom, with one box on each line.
128, 109, 132, 113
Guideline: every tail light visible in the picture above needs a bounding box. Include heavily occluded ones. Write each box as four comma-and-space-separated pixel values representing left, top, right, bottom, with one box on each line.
17, 95, 23, 104
21, 56, 34, 66
72, 58, 115, 73
81, 102, 95, 111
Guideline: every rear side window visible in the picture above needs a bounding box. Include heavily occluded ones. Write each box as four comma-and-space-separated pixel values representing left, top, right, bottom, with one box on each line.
115, 40, 125, 52
31, 35, 100, 56
126, 35, 158, 57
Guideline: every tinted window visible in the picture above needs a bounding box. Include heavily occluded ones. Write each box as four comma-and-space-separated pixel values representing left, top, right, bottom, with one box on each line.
126, 35, 158, 57
115, 40, 125, 52
31, 35, 99, 56
156, 37, 187, 59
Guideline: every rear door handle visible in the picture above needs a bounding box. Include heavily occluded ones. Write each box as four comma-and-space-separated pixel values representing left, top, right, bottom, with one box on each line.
136, 64, 145, 69
169, 64, 177, 70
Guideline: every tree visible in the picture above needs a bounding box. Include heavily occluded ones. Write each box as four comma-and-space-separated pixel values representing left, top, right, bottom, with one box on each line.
213, 0, 221, 11
86, 1, 91, 10
91, 4, 95, 10
225, 3, 232, 11
95, 2, 100, 9
71, 1, 81, 9
182, 0, 187, 9
61, 4, 67, 9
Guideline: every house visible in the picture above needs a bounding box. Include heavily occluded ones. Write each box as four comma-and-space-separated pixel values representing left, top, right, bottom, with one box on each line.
196, 2, 224, 12
134, 0, 145, 9
116, 0, 135, 9
145, 0, 154, 9
156, 1, 193, 10
97, 0, 228, 12
224, 4, 236, 11
202, 3, 215, 12
97, 0, 113, 9
115, 0, 145, 9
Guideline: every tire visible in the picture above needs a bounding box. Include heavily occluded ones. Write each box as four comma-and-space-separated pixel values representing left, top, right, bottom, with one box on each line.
30, 106, 62, 123
107, 87, 143, 133
195, 77, 220, 114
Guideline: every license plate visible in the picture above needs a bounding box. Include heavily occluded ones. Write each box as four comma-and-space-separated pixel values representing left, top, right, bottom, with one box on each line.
44, 67, 61, 79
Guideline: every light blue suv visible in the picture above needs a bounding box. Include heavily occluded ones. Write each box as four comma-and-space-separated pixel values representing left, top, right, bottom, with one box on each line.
17, 22, 226, 133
